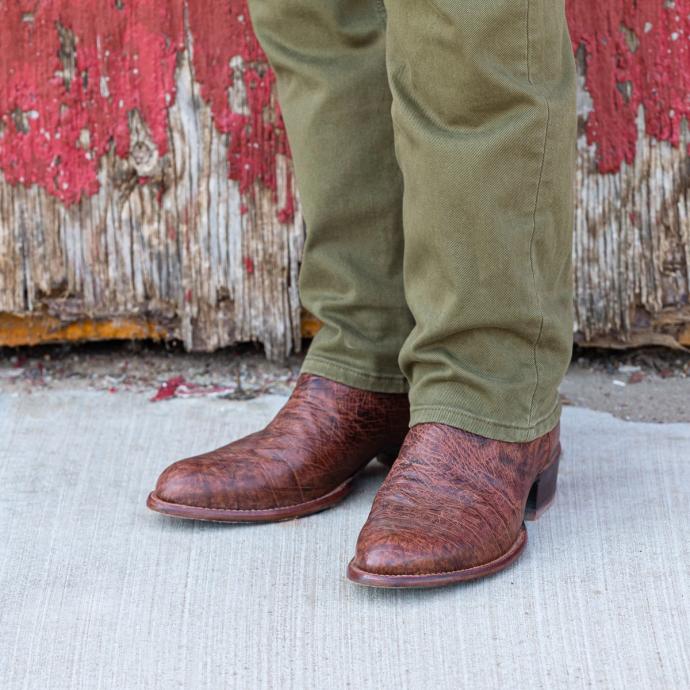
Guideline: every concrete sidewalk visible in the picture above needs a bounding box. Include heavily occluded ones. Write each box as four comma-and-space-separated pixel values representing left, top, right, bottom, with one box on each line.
1, 389, 689, 690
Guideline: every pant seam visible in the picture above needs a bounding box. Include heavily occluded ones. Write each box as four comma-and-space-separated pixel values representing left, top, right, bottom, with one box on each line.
526, 0, 532, 84
374, 0, 387, 28
527, 86, 552, 428
304, 354, 406, 383
411, 400, 560, 433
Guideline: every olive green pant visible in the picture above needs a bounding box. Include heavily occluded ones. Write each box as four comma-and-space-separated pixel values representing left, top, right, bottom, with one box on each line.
247, 0, 577, 442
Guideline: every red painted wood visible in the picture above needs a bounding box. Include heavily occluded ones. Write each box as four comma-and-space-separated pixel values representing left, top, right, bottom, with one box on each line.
0, 0, 291, 219
0, 2, 181, 204
0, 1, 686, 202
566, 0, 690, 173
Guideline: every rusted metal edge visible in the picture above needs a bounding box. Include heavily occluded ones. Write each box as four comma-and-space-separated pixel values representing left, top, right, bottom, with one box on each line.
2, 311, 688, 350
0, 313, 168, 348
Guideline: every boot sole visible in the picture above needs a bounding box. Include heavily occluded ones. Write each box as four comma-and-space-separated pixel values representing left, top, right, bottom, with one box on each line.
146, 478, 354, 523
346, 444, 561, 589
347, 525, 528, 588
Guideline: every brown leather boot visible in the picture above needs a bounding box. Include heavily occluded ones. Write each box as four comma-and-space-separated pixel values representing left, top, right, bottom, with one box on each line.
347, 421, 561, 588
147, 373, 409, 522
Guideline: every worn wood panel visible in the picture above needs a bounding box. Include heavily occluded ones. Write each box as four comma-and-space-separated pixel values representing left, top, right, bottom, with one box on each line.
0, 1, 689, 354
0, 1, 303, 359
568, 1, 690, 348
0, 313, 166, 347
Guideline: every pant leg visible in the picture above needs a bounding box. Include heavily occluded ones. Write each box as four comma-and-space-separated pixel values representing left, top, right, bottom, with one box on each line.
247, 0, 413, 393
385, 0, 577, 441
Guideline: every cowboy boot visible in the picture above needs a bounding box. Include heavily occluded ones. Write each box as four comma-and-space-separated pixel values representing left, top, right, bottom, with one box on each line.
147, 373, 409, 522
348, 422, 561, 587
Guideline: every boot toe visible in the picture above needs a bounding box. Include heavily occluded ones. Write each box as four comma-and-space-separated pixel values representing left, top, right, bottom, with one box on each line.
153, 458, 217, 508
352, 525, 479, 577
152, 454, 308, 512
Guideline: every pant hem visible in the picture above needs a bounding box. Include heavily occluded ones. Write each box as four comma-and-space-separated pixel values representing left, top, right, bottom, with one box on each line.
301, 354, 409, 394
409, 401, 561, 443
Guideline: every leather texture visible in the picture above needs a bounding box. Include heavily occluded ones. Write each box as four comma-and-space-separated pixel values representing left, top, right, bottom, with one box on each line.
150, 373, 409, 516
350, 421, 560, 581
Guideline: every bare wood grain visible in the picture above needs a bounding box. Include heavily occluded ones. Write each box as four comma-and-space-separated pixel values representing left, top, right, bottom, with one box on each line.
1, 28, 689, 353
0, 48, 304, 360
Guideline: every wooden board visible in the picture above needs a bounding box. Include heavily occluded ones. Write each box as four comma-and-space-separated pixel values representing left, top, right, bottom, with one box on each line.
0, 2, 304, 359
0, 1, 688, 354
569, 2, 690, 350
0, 313, 166, 348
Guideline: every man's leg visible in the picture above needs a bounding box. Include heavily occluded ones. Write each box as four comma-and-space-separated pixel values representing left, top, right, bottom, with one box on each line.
248, 0, 413, 393
147, 0, 412, 523
384, 0, 577, 441
348, 0, 578, 587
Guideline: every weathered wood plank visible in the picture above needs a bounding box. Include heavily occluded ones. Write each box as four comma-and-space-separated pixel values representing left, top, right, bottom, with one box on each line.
0, 1, 689, 354
0, 313, 166, 347
568, 2, 690, 349
0, 1, 304, 359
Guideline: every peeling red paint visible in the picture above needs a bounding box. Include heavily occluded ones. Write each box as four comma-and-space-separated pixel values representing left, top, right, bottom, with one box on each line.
0, 0, 291, 219
151, 375, 186, 401
0, 1, 182, 204
150, 375, 236, 401
186, 1, 293, 220
566, 1, 690, 172
4, 2, 685, 205
243, 255, 255, 274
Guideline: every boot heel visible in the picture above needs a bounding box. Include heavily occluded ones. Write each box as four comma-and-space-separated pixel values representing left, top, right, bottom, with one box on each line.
524, 445, 561, 521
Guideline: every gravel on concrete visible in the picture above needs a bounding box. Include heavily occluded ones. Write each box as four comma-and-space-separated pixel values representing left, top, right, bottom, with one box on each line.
1, 342, 688, 423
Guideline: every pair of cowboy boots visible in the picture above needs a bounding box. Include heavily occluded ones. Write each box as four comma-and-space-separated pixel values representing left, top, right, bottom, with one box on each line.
147, 373, 561, 588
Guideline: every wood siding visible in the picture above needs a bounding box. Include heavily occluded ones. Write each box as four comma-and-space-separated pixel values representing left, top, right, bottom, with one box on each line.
0, 1, 688, 355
